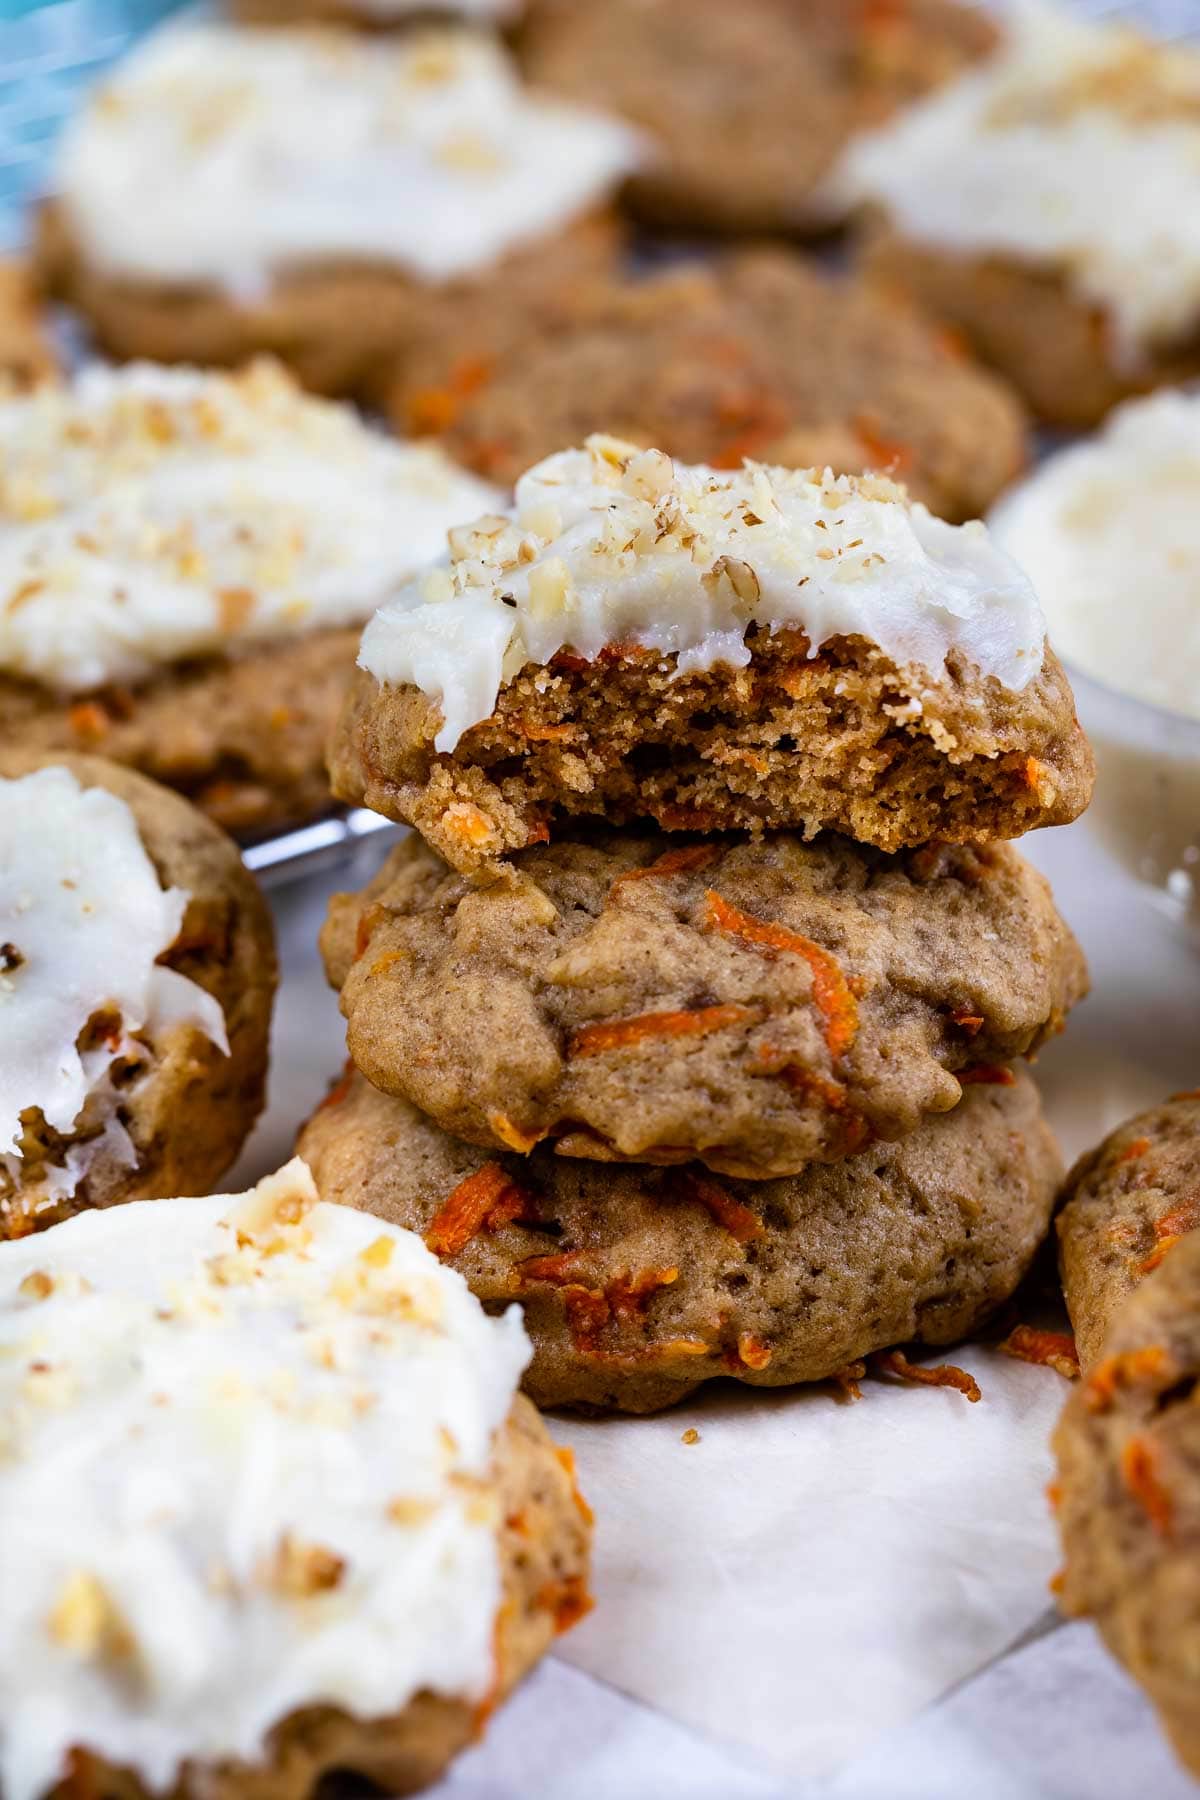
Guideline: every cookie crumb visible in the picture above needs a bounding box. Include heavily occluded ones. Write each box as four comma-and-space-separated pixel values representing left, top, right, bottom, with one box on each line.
681, 1427, 700, 1445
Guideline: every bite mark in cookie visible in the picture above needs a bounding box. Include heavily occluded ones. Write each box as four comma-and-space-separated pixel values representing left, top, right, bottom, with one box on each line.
321, 829, 1087, 1179
334, 436, 1094, 873
0, 1160, 590, 1800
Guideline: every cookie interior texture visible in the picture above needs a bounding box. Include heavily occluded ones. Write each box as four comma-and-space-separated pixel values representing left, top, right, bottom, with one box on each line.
517, 0, 996, 235
1057, 1092, 1200, 1372
35, 1397, 588, 1800
388, 251, 1029, 525
862, 229, 1200, 430
0, 750, 275, 1237
0, 260, 58, 393
299, 1067, 1063, 1414
331, 627, 1095, 878
322, 829, 1087, 1180
1054, 1230, 1200, 1781
36, 200, 620, 402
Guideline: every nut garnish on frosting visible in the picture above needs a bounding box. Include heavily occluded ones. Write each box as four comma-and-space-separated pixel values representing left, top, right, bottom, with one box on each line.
358, 435, 1046, 752
0, 1160, 531, 1800
833, 0, 1200, 360
0, 766, 226, 1207
54, 22, 644, 291
0, 360, 499, 694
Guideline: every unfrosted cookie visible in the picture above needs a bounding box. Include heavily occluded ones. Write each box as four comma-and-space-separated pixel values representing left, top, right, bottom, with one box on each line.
299, 1068, 1062, 1413
322, 830, 1086, 1179
1057, 1092, 1200, 1374
0, 261, 57, 393
0, 750, 275, 1240
332, 438, 1094, 876
840, 5, 1200, 426
1054, 1227, 1200, 1780
0, 360, 498, 836
0, 1160, 591, 1800
37, 22, 640, 397
387, 250, 1029, 524
518, 0, 995, 236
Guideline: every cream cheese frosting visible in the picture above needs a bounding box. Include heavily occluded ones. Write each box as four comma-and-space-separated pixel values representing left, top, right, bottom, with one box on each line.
357, 435, 1046, 752
833, 0, 1200, 360
990, 387, 1200, 721
0, 360, 500, 694
0, 1159, 532, 1800
0, 766, 227, 1199
53, 22, 643, 291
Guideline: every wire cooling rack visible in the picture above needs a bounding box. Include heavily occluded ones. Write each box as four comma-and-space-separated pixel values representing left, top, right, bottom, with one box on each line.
1, 0, 1197, 880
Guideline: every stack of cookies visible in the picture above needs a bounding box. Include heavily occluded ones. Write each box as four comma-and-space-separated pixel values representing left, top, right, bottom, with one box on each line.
301, 435, 1093, 1414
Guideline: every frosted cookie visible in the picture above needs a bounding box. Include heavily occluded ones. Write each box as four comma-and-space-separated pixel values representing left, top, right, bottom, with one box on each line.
299, 1068, 1062, 1413
0, 262, 57, 394
1056, 1092, 1200, 1373
387, 250, 1029, 525
322, 830, 1086, 1180
37, 22, 641, 397
331, 437, 1095, 876
0, 751, 274, 1241
0, 1160, 591, 1800
1053, 1227, 1200, 1779
0, 360, 499, 836
838, 1, 1200, 426
991, 389, 1200, 720
518, 0, 995, 237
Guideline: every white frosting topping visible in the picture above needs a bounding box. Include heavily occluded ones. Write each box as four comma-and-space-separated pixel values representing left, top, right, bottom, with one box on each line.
990, 386, 1200, 722
0, 361, 500, 694
358, 436, 1046, 751
0, 767, 227, 1198
833, 0, 1200, 358
54, 23, 643, 290
0, 1160, 532, 1800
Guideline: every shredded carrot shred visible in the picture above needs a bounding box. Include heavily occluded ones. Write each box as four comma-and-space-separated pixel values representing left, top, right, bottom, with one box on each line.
68, 700, 108, 740
998, 1326, 1080, 1380
871, 1349, 982, 1402
425, 1165, 530, 1258
1121, 1435, 1173, 1536
518, 1250, 589, 1284
519, 720, 575, 742
1048, 1568, 1066, 1598
569, 1002, 763, 1059
673, 1169, 764, 1243
703, 890, 859, 1060
737, 1332, 773, 1371
537, 1575, 595, 1634
609, 844, 719, 895
1116, 1135, 1152, 1165
1154, 1197, 1200, 1240
831, 1361, 866, 1402
487, 1111, 546, 1154
957, 1064, 1017, 1087
773, 1063, 871, 1151
854, 413, 914, 475
560, 1285, 611, 1352
354, 901, 389, 957
606, 1267, 679, 1321
1086, 1344, 1176, 1412
950, 1007, 985, 1036
555, 1445, 595, 1526
1139, 1237, 1180, 1276
1046, 1480, 1063, 1513
655, 804, 720, 831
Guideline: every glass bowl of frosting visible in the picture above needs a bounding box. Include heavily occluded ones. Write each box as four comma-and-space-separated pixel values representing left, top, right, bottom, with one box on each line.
991, 387, 1200, 932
